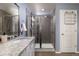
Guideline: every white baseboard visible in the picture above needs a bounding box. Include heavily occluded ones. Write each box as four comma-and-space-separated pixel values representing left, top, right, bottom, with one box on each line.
55, 51, 79, 53
55, 51, 61, 53
75, 52, 79, 53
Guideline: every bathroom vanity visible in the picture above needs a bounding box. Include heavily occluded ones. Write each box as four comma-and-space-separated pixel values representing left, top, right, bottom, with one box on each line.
0, 37, 35, 56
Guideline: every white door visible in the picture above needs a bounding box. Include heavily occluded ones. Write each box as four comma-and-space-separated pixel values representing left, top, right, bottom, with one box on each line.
60, 10, 77, 52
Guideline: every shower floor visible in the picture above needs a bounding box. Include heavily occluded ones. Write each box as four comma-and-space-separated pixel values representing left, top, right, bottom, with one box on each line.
35, 43, 55, 51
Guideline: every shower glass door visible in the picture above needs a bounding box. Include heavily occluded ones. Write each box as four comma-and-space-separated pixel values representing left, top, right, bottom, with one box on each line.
32, 15, 53, 49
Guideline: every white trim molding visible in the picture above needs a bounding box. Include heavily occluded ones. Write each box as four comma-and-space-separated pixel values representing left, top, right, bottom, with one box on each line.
55, 51, 62, 53
75, 52, 79, 53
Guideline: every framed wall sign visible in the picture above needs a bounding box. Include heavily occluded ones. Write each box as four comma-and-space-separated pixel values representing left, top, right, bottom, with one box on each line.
64, 10, 77, 25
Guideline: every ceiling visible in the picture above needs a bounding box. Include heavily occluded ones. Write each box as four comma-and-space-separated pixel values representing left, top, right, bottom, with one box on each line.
26, 3, 56, 15
0, 3, 18, 15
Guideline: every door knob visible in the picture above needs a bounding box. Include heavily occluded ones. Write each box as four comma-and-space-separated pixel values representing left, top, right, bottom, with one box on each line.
61, 33, 64, 35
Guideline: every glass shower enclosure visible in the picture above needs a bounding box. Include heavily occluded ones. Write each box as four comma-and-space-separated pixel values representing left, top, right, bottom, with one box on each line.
31, 15, 55, 49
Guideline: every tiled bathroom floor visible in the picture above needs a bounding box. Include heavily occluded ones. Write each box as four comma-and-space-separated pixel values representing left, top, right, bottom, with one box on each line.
35, 52, 79, 56
35, 43, 79, 56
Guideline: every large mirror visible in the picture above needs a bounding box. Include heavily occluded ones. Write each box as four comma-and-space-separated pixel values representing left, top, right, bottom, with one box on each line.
0, 3, 19, 38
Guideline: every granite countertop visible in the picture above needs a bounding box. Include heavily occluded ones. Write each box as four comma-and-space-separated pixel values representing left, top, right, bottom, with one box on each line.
0, 37, 35, 56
